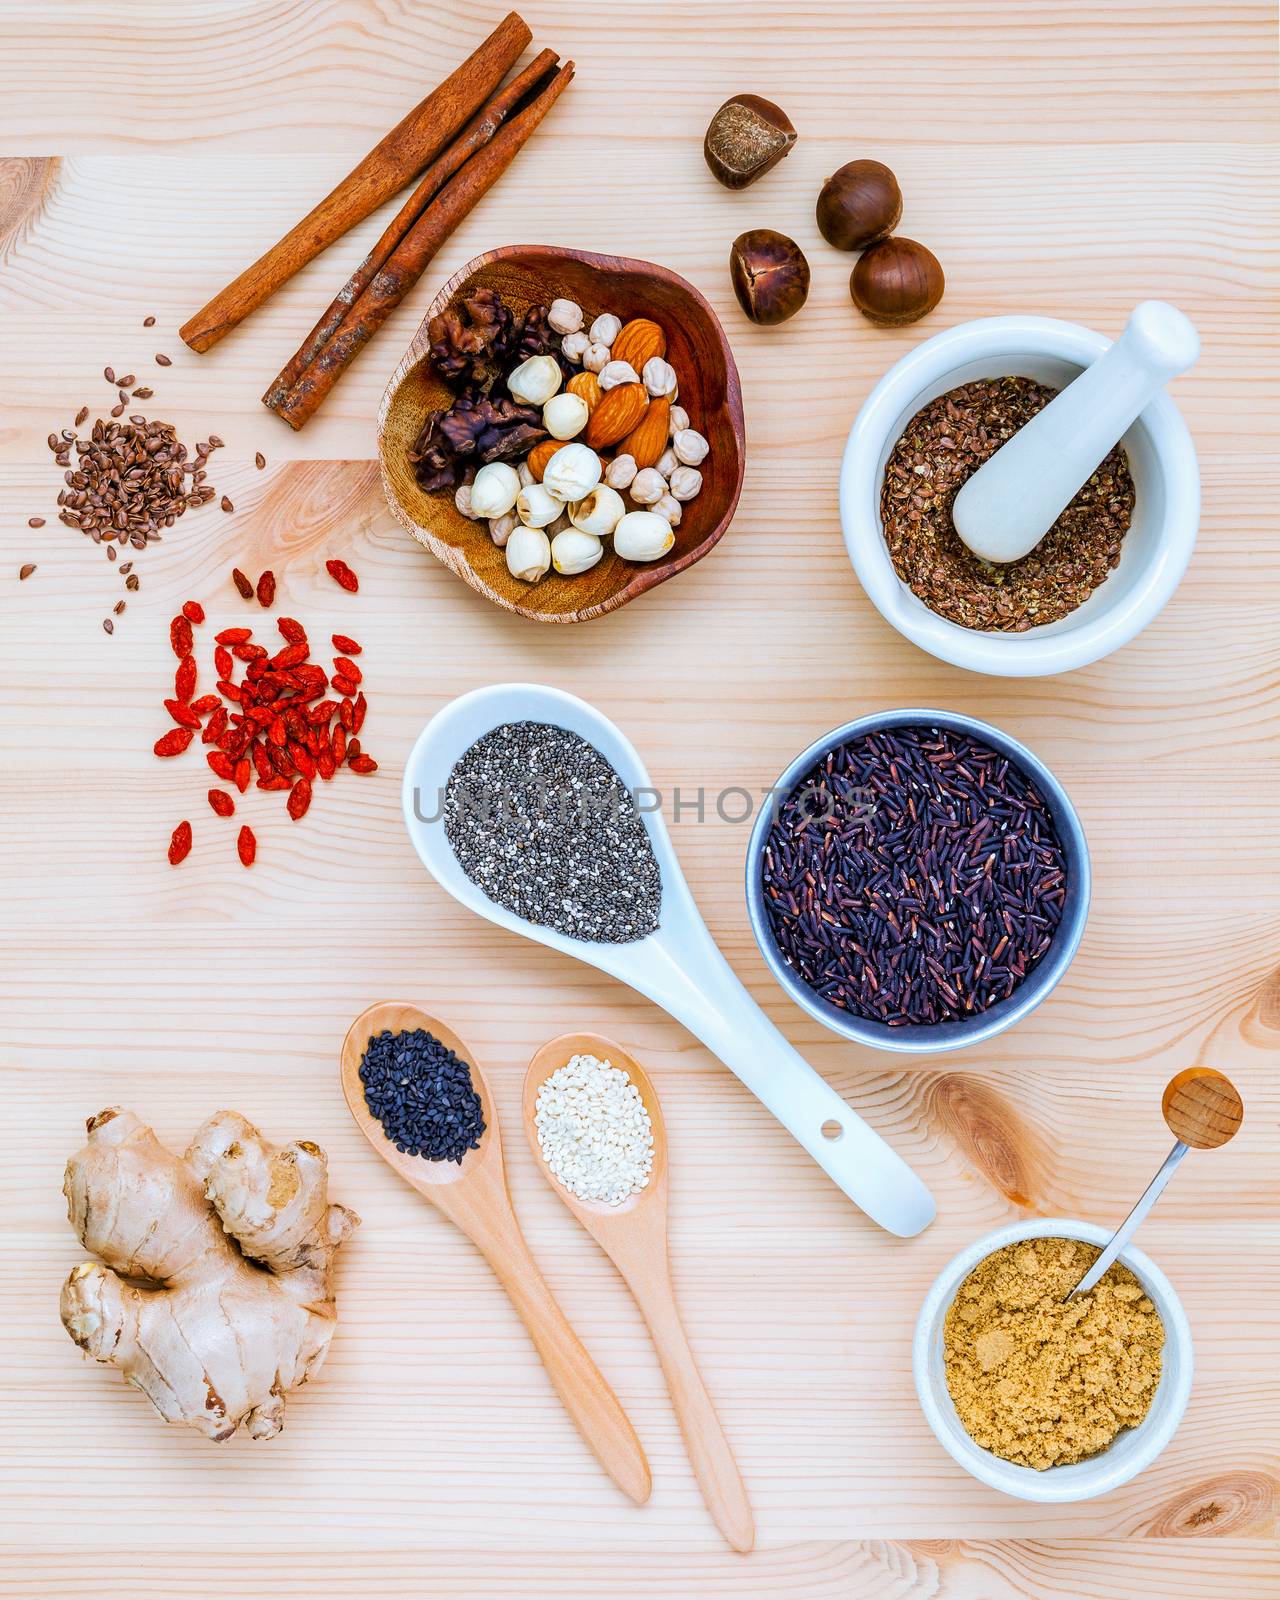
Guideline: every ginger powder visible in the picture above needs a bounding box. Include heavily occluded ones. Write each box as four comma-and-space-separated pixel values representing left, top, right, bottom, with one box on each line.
943, 1236, 1164, 1470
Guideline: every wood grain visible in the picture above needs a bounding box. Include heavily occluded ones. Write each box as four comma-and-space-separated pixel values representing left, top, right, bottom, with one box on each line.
1, 2, 1278, 1596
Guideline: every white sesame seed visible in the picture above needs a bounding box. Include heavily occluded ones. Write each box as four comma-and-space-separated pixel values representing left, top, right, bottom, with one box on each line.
534, 1053, 654, 1206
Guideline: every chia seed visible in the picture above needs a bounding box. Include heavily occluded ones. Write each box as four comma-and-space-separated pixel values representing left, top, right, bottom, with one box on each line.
444, 721, 662, 944
359, 1028, 486, 1164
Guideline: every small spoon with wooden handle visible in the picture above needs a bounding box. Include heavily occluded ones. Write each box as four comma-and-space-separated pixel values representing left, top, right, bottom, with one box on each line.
340, 1002, 651, 1505
524, 1033, 754, 1553
1067, 1067, 1243, 1299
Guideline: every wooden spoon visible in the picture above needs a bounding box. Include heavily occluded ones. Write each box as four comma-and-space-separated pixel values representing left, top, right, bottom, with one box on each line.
340, 1001, 651, 1505
1067, 1066, 1243, 1299
523, 1032, 754, 1553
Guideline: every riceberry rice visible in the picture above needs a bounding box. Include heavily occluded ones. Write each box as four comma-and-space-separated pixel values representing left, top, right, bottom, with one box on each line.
444, 721, 662, 944
761, 724, 1068, 1026
359, 1028, 486, 1164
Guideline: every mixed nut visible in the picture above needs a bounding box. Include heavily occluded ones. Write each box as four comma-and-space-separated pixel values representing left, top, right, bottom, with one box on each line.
413, 289, 709, 584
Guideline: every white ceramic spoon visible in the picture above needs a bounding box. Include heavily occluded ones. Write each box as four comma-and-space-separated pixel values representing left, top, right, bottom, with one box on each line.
951, 300, 1199, 565
401, 683, 936, 1239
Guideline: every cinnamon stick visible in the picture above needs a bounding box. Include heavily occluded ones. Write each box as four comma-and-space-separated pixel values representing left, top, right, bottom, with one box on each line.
179, 11, 531, 353
265, 60, 574, 430
262, 47, 561, 414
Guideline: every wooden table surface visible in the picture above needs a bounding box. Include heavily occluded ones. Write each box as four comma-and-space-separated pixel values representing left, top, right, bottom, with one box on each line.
2, 3, 1277, 1595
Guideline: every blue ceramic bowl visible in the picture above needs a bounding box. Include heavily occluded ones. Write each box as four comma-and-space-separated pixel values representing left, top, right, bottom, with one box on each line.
745, 709, 1090, 1054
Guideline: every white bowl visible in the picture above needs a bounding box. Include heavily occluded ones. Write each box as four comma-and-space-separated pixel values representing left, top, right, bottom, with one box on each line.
913, 1218, 1193, 1502
840, 315, 1200, 676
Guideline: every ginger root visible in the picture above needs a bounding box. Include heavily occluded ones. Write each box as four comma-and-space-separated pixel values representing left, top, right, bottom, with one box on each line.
60, 1107, 359, 1441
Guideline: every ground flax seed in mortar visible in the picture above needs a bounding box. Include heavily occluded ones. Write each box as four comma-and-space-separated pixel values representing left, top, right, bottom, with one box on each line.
943, 1237, 1163, 1470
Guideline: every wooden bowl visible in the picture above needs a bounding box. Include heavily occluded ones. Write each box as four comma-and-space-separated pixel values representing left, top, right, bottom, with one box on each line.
378, 245, 745, 624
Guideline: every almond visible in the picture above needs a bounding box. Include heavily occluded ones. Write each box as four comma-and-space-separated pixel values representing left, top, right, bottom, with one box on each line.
586, 382, 648, 450
621, 395, 671, 469
567, 371, 602, 415
611, 318, 667, 372
526, 440, 560, 482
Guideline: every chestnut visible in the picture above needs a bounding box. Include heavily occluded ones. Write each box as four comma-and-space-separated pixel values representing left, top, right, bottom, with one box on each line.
816, 159, 902, 251
849, 237, 944, 327
704, 94, 797, 190
729, 229, 810, 326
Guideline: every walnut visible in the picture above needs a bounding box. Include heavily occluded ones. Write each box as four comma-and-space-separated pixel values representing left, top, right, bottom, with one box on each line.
427, 287, 516, 393
410, 394, 548, 489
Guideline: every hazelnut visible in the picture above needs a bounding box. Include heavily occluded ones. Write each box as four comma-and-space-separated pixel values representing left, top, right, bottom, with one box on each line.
582, 341, 611, 374
816, 160, 902, 251
454, 484, 479, 519
561, 330, 590, 364
703, 93, 797, 190
548, 298, 584, 335
729, 229, 810, 325
850, 237, 945, 327
669, 405, 690, 437
656, 447, 679, 479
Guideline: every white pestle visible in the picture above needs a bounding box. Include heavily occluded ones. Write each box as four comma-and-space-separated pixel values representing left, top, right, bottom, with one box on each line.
951, 301, 1200, 566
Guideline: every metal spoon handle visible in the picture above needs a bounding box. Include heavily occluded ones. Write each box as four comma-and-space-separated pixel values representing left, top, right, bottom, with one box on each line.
1067, 1140, 1189, 1298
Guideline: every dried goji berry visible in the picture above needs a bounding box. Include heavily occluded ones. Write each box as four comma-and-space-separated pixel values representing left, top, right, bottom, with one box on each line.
258, 776, 291, 792
208, 788, 235, 817
217, 678, 242, 702
165, 698, 201, 730
234, 757, 251, 794
309, 699, 338, 725
168, 820, 192, 865
269, 717, 287, 748
232, 568, 254, 600
215, 646, 234, 678
353, 692, 367, 733
331, 633, 362, 655
277, 617, 307, 644
256, 570, 276, 608
271, 641, 309, 669
331, 673, 358, 697
348, 754, 378, 774
292, 664, 327, 690
169, 615, 193, 659
346, 737, 361, 759
175, 655, 197, 702
182, 600, 205, 625
246, 706, 275, 727
216, 627, 252, 645
252, 742, 272, 781
326, 558, 358, 592
287, 778, 312, 821
191, 694, 222, 717
207, 751, 235, 781
317, 748, 336, 781
237, 825, 256, 866
270, 744, 293, 777
333, 656, 362, 684
332, 724, 346, 765
233, 642, 268, 662
154, 728, 194, 758
339, 698, 355, 730
289, 742, 316, 780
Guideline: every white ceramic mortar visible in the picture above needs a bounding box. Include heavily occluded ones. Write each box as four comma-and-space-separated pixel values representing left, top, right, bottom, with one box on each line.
913, 1218, 1193, 1502
840, 315, 1200, 676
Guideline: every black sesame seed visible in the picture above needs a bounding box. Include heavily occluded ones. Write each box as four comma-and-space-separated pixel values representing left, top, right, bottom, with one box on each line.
359, 1028, 485, 1165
